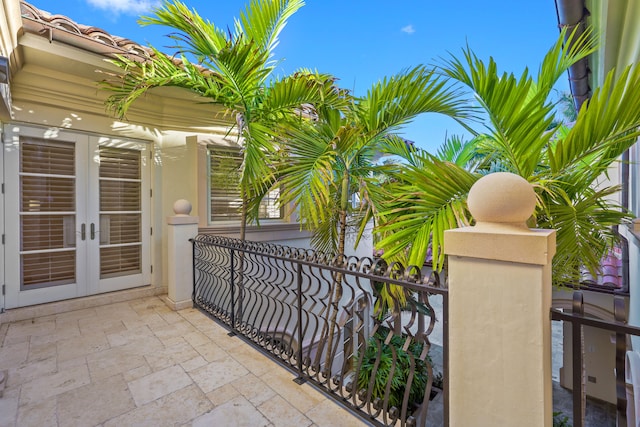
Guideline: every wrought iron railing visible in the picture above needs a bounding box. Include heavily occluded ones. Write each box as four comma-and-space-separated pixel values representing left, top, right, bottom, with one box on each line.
191, 235, 448, 427
551, 291, 640, 427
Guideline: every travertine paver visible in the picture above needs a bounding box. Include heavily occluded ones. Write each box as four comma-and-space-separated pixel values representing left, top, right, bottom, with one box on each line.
57, 374, 135, 427
106, 324, 155, 347
258, 395, 313, 427
307, 400, 368, 427
232, 373, 277, 406
205, 382, 240, 407
233, 345, 279, 376
30, 321, 80, 346
56, 332, 110, 361
180, 355, 208, 373
5, 356, 57, 388
16, 396, 57, 427
0, 296, 366, 426
0, 342, 29, 370
193, 341, 229, 363
103, 384, 213, 427
0, 388, 19, 426
128, 365, 193, 406
4, 320, 55, 343
191, 395, 270, 427
19, 365, 91, 406
26, 342, 57, 363
260, 369, 325, 413
189, 358, 249, 393
86, 344, 149, 381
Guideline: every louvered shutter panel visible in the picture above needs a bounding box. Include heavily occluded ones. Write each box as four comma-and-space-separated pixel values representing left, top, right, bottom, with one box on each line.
99, 147, 142, 278
208, 146, 283, 221
20, 138, 76, 287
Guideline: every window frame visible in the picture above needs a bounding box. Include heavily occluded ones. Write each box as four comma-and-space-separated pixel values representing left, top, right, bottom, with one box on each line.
206, 144, 284, 224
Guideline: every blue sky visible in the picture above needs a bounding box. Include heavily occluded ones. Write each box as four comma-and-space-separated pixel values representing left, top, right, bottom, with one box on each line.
28, 0, 568, 152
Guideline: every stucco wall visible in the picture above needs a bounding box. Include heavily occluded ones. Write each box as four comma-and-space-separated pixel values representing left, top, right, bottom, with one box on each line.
0, 0, 21, 119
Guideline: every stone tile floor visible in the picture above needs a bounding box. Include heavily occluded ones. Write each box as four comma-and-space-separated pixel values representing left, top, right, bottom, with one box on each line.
0, 296, 366, 427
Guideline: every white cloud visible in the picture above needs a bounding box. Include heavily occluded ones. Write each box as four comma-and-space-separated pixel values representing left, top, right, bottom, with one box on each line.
401, 24, 415, 35
86, 0, 160, 15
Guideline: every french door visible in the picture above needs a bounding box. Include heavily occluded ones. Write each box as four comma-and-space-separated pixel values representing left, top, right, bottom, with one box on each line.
4, 125, 150, 308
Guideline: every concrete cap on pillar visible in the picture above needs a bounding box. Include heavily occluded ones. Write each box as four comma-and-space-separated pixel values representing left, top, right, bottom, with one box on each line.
467, 172, 536, 229
173, 199, 192, 217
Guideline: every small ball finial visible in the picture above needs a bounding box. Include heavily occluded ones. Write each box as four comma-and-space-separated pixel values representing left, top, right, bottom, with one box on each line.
467, 172, 536, 228
173, 199, 192, 216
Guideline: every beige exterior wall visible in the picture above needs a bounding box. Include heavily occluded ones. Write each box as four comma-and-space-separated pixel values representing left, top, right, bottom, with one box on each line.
0, 0, 20, 119
0, 0, 21, 59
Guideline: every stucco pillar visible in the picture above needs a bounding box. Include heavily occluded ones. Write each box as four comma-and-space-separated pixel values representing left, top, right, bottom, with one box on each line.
165, 199, 199, 311
444, 172, 556, 427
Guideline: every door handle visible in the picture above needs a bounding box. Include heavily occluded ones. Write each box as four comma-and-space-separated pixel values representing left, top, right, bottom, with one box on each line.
81, 223, 86, 241
90, 223, 96, 240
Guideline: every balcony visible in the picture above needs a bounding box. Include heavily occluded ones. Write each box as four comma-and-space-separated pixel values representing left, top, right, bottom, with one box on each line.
2, 184, 639, 426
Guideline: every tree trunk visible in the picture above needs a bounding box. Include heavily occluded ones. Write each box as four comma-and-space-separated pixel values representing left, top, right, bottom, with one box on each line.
240, 190, 248, 242
236, 194, 248, 330
323, 174, 350, 375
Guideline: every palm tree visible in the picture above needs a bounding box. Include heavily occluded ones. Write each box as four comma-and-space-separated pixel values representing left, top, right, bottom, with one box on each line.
376, 27, 640, 286
274, 65, 475, 369
101, 0, 345, 240
277, 66, 473, 255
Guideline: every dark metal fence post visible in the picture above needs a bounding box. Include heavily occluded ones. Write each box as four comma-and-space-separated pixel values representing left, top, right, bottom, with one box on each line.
572, 291, 585, 427
443, 291, 449, 427
294, 262, 307, 385
614, 296, 628, 426
191, 239, 197, 308
228, 248, 236, 336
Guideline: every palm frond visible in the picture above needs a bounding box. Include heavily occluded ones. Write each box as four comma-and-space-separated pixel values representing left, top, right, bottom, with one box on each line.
310, 207, 340, 254
277, 122, 337, 227
357, 66, 477, 137
438, 49, 555, 178
240, 121, 278, 193
549, 64, 640, 174
377, 156, 479, 270
140, 0, 228, 57
539, 185, 627, 284
435, 134, 482, 169
536, 26, 597, 96
259, 71, 349, 122
236, 0, 305, 55
101, 48, 222, 118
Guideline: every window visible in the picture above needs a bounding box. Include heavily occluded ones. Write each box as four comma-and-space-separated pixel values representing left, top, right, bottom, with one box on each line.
208, 146, 283, 222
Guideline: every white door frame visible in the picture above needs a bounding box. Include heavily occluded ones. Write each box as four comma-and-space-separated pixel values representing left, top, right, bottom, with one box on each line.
3, 124, 151, 309
0, 125, 5, 312
88, 135, 151, 295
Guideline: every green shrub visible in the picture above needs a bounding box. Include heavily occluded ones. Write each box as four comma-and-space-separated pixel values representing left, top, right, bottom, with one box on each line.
356, 328, 432, 409
553, 411, 571, 427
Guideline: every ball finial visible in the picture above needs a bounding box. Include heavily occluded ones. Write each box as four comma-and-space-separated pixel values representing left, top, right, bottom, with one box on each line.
173, 199, 192, 216
467, 172, 536, 228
